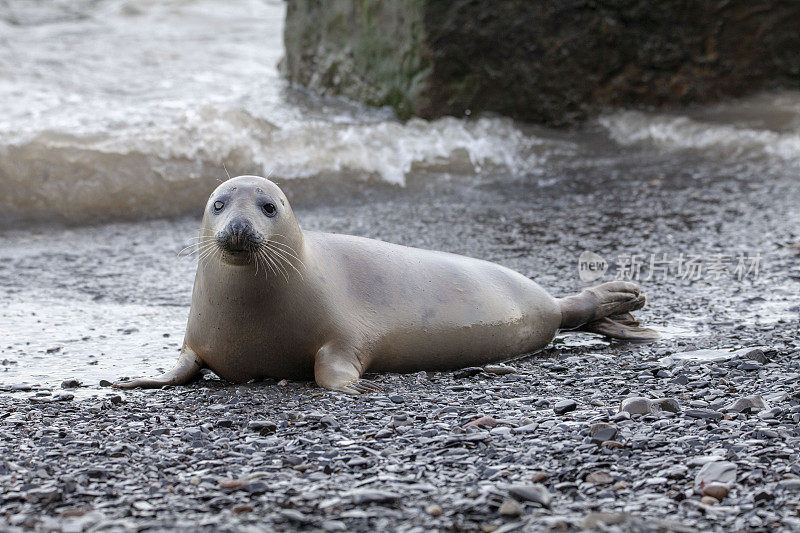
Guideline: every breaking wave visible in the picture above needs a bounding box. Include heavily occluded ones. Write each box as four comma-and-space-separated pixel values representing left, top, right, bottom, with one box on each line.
599, 94, 800, 165
0, 108, 554, 222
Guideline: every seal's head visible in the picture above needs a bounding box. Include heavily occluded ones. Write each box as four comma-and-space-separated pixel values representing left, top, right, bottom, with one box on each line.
201, 175, 301, 267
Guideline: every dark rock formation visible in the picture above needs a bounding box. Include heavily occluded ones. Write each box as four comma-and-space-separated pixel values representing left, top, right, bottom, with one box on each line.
283, 0, 800, 124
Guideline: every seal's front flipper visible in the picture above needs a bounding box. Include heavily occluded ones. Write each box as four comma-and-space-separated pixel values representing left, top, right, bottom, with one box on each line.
114, 346, 204, 389
579, 312, 660, 341
314, 343, 380, 394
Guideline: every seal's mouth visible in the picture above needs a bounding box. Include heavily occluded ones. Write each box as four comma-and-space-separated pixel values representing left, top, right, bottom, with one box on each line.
216, 235, 262, 255
215, 228, 263, 256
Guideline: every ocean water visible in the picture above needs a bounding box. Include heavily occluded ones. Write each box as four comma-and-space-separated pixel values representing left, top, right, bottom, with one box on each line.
0, 0, 798, 390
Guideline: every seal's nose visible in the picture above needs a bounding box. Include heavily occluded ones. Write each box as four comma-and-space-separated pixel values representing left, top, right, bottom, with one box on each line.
220, 217, 257, 252
230, 218, 248, 240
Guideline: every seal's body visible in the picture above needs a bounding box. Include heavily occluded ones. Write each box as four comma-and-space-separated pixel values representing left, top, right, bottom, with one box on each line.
117, 176, 657, 393
190, 231, 560, 381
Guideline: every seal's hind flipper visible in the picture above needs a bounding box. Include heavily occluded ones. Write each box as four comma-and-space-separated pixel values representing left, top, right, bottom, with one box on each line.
578, 312, 659, 341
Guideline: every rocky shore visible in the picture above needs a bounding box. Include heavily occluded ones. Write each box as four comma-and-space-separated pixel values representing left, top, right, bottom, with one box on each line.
1, 339, 799, 531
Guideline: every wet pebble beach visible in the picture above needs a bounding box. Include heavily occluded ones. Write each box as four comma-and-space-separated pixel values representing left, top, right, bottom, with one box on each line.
2, 340, 800, 531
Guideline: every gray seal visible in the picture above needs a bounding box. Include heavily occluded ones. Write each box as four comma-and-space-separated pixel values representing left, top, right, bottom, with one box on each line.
116, 175, 657, 393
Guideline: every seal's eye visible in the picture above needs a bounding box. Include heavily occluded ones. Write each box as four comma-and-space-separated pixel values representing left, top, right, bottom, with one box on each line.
263, 203, 277, 217
213, 201, 224, 212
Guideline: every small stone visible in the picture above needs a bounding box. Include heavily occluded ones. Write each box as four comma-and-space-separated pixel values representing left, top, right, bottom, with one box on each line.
484, 364, 516, 375
739, 362, 762, 371
726, 395, 767, 413
611, 411, 630, 422
464, 416, 499, 428
755, 427, 779, 439
553, 399, 577, 415
700, 495, 719, 505
583, 512, 629, 529
620, 397, 653, 415
585, 470, 614, 484
132, 501, 153, 511
182, 427, 203, 440
508, 483, 552, 508
753, 489, 772, 502
686, 409, 723, 420
530, 472, 548, 483
703, 482, 730, 500
489, 426, 511, 437
53, 393, 74, 402
59, 509, 88, 519
231, 504, 253, 514
498, 498, 523, 517
389, 395, 404, 404
218, 478, 247, 490
671, 374, 689, 385
321, 520, 348, 532
652, 398, 681, 413
282, 454, 304, 467
695, 461, 737, 492
61, 379, 81, 388
591, 427, 617, 443
601, 440, 625, 449
512, 422, 538, 434
454, 367, 484, 378
778, 479, 800, 491
243, 481, 269, 495
589, 422, 618, 443
98, 380, 112, 387
26, 487, 61, 503
425, 504, 443, 517
744, 349, 768, 364
248, 420, 277, 433
344, 489, 401, 504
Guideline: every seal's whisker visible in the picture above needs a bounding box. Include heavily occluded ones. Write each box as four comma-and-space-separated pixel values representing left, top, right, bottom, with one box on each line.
197, 242, 219, 266
256, 249, 268, 279
187, 246, 212, 259
266, 244, 303, 279
267, 242, 305, 266
263, 247, 289, 281
177, 238, 215, 257
266, 241, 306, 271
265, 239, 306, 267
270, 251, 290, 282
259, 248, 276, 280
223, 162, 232, 180
193, 241, 217, 256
